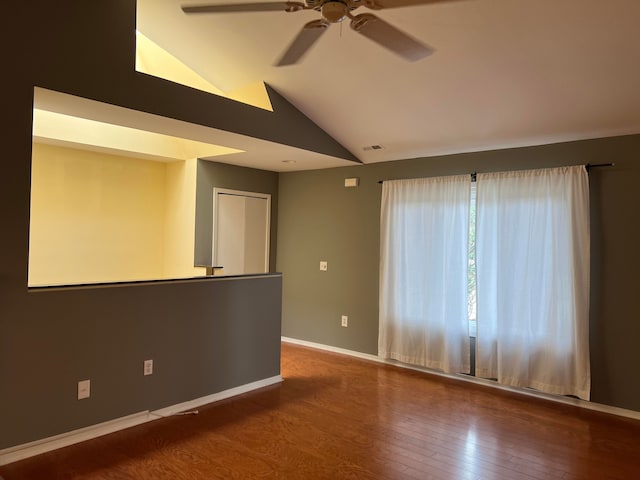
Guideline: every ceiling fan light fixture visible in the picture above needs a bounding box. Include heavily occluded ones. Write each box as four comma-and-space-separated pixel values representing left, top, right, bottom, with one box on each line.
321, 1, 349, 23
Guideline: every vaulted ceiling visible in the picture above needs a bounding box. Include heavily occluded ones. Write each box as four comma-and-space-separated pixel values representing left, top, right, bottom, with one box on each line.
135, 0, 640, 169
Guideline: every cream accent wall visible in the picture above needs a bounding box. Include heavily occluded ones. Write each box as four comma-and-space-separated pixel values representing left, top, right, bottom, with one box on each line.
33, 108, 243, 162
135, 32, 273, 111
28, 143, 203, 286
225, 81, 273, 112
163, 158, 206, 278
135, 32, 225, 98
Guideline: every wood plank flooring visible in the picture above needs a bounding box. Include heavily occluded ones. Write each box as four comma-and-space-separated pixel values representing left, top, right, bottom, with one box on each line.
2, 342, 639, 479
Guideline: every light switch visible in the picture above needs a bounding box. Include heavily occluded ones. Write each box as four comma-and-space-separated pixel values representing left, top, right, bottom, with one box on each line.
320, 261, 328, 271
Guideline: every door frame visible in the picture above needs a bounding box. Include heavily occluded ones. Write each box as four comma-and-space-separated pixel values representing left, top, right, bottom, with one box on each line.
212, 187, 271, 274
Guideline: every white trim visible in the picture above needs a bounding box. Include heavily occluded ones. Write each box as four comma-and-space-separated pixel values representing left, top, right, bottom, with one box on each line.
150, 375, 282, 418
0, 375, 282, 466
212, 188, 271, 275
282, 336, 386, 363
0, 411, 150, 466
281, 336, 640, 422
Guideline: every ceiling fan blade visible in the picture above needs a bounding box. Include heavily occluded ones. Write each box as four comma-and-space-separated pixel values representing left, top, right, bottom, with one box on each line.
362, 0, 463, 10
275, 19, 329, 66
182, 2, 304, 14
350, 13, 433, 61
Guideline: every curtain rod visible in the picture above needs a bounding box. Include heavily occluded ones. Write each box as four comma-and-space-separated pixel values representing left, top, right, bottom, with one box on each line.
377, 163, 614, 184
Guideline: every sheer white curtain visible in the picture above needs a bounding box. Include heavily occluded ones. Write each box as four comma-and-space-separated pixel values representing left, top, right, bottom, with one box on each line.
475, 165, 590, 400
379, 176, 471, 374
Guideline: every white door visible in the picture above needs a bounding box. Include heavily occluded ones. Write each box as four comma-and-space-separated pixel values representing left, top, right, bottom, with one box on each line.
213, 189, 270, 275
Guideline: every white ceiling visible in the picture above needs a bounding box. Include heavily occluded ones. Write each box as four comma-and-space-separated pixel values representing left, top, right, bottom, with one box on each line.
136, 0, 640, 168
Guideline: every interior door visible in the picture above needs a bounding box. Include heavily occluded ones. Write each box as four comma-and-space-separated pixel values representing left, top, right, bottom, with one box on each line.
213, 189, 270, 275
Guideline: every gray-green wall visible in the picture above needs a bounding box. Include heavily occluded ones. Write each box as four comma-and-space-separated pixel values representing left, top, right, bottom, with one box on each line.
194, 160, 279, 269
4, 276, 282, 449
0, 0, 344, 450
276, 136, 640, 412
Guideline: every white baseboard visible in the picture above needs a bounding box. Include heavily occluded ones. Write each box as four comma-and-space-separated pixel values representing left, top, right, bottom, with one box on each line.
281, 336, 640, 422
0, 375, 282, 466
0, 411, 151, 467
150, 375, 282, 418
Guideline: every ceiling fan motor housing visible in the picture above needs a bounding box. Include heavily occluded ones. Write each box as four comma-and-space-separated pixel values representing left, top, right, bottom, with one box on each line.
321, 1, 349, 23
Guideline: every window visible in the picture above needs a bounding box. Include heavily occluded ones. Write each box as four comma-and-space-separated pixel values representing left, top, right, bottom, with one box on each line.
468, 181, 477, 338
379, 166, 590, 400
379, 175, 471, 375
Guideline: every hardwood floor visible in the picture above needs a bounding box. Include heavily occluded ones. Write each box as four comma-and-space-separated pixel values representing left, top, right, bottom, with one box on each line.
2, 342, 639, 479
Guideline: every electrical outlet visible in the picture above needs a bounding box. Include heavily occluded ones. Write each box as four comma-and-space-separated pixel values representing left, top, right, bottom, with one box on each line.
144, 359, 153, 376
341, 315, 348, 327
320, 261, 328, 271
77, 379, 90, 400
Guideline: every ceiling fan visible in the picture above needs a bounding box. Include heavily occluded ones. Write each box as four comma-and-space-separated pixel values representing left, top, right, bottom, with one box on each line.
181, 0, 457, 66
